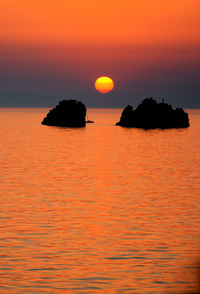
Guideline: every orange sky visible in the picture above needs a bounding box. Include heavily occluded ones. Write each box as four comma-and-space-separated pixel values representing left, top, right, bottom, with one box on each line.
0, 0, 200, 107
1, 0, 199, 46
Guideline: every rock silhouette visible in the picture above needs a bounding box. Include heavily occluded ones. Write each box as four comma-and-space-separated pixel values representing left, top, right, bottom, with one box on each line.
86, 120, 94, 123
116, 98, 190, 129
42, 100, 86, 127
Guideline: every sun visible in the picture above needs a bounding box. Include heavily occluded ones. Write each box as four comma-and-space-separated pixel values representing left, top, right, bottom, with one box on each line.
95, 76, 114, 93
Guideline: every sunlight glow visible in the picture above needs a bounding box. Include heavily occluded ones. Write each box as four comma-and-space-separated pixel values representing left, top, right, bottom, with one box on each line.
95, 77, 114, 93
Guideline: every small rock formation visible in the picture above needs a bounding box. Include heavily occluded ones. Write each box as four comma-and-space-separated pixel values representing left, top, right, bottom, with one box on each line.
86, 120, 94, 123
116, 98, 190, 129
42, 100, 86, 127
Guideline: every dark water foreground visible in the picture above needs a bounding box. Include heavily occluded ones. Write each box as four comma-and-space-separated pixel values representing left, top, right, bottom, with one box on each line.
0, 108, 200, 293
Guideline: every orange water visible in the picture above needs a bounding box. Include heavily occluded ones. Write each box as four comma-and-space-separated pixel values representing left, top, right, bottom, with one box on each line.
0, 108, 200, 293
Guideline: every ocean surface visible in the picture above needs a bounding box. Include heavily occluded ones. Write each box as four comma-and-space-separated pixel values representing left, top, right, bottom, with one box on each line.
0, 108, 200, 293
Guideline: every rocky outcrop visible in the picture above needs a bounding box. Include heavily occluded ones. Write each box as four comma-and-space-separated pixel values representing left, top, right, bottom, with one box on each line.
42, 100, 86, 127
116, 98, 190, 129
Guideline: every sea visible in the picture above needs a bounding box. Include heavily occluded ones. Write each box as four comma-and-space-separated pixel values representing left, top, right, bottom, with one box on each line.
0, 108, 200, 293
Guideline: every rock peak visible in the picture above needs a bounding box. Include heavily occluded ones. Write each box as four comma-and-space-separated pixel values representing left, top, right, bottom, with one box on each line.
41, 99, 86, 127
116, 98, 190, 129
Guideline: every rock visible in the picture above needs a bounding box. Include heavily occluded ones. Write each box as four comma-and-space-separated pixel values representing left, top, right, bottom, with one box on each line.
116, 98, 190, 129
86, 120, 94, 123
41, 100, 86, 127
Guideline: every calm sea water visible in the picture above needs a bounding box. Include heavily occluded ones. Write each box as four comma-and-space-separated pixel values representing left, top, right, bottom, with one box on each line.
0, 108, 200, 293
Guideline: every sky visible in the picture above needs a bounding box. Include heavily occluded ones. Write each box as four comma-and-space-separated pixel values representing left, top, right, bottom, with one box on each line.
0, 0, 200, 107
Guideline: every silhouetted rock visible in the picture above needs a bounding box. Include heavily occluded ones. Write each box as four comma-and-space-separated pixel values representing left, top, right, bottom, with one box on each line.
42, 100, 86, 127
86, 120, 94, 123
116, 98, 190, 129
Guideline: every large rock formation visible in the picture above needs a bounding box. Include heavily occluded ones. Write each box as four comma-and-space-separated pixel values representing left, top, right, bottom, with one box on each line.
116, 98, 190, 129
42, 100, 86, 127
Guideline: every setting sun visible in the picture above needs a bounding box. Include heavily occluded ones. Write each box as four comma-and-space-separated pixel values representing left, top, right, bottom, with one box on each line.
95, 76, 114, 94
